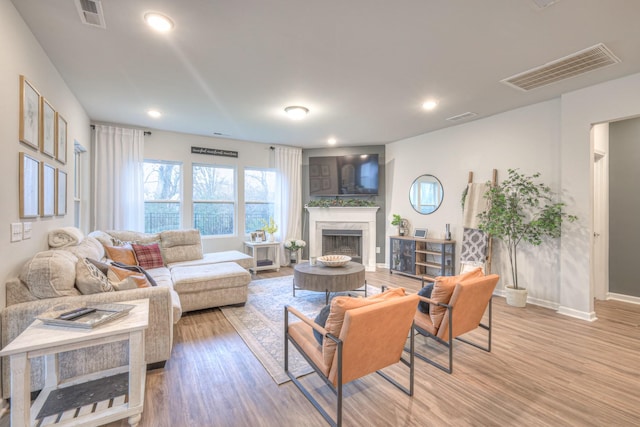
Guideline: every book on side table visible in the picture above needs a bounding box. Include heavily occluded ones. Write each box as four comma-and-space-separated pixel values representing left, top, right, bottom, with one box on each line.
37, 303, 135, 329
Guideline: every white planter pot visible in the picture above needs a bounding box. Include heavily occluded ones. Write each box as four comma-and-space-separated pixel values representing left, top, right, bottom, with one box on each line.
505, 286, 528, 307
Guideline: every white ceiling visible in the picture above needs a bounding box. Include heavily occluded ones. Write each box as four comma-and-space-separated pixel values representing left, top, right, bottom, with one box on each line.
11, 0, 640, 148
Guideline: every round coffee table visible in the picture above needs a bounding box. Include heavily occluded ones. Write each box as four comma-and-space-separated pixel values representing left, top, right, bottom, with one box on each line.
293, 261, 366, 304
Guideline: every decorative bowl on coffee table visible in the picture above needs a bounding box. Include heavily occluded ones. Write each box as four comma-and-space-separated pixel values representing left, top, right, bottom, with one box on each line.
317, 255, 351, 267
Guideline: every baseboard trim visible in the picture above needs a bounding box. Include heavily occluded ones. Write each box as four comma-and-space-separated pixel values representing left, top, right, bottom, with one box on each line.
606, 292, 640, 305
556, 306, 597, 322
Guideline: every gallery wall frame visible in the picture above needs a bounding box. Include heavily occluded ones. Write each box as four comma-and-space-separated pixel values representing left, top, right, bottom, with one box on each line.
56, 169, 67, 216
19, 152, 40, 218
19, 75, 40, 150
56, 113, 67, 164
40, 162, 56, 217
40, 97, 56, 157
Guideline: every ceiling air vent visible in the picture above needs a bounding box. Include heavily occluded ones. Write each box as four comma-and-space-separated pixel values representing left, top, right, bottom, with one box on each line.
446, 112, 478, 122
75, 0, 106, 29
501, 43, 620, 91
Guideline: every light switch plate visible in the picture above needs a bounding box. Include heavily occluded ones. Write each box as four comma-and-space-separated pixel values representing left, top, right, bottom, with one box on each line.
11, 223, 23, 242
23, 222, 32, 239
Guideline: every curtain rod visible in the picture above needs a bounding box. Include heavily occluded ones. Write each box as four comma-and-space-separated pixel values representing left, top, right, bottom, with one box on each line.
89, 124, 151, 136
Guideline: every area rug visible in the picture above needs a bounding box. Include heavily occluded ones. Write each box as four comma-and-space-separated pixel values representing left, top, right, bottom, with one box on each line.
220, 276, 379, 384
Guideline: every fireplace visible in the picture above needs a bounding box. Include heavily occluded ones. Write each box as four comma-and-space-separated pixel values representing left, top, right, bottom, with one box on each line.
306, 207, 378, 271
322, 229, 363, 264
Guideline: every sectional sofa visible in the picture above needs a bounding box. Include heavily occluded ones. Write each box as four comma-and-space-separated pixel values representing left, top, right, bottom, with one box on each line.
1, 227, 254, 399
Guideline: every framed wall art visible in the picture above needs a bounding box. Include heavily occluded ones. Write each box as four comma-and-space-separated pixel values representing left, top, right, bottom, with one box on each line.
56, 169, 67, 216
19, 75, 40, 149
19, 152, 40, 218
40, 162, 56, 217
40, 97, 56, 157
56, 113, 67, 164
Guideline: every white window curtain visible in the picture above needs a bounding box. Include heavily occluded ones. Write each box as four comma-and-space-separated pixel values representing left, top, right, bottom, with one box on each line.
93, 125, 145, 231
274, 146, 302, 265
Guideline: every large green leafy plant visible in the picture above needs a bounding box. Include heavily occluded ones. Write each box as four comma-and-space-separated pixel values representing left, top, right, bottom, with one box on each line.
477, 169, 577, 289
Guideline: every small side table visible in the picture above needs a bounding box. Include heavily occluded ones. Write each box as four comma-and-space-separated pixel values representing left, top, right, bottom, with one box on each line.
0, 299, 149, 427
244, 241, 280, 274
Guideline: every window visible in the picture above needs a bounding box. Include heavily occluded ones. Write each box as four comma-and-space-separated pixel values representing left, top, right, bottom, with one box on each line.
144, 161, 182, 233
193, 164, 235, 236
245, 168, 276, 232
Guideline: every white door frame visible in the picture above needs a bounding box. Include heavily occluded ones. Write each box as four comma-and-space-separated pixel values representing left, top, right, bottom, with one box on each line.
592, 138, 609, 301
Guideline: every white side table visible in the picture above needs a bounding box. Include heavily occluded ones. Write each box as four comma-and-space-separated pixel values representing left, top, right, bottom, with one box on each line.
0, 299, 149, 427
244, 241, 280, 274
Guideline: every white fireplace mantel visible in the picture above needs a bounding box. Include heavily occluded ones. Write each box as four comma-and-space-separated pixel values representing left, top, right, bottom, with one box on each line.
306, 207, 379, 271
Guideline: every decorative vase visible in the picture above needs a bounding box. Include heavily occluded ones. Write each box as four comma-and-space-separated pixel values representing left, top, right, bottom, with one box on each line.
268, 234, 275, 242
445, 223, 451, 240
290, 250, 298, 264
398, 226, 404, 236
505, 286, 528, 307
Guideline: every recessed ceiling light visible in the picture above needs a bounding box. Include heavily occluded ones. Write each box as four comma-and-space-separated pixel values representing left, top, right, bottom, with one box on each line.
144, 12, 174, 32
328, 138, 337, 145
284, 106, 309, 120
147, 110, 161, 118
422, 100, 439, 111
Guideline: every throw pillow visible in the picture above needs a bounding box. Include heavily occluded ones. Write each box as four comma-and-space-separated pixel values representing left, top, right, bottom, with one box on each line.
430, 267, 484, 329
417, 283, 434, 314
107, 265, 151, 288
76, 258, 114, 294
110, 276, 140, 291
104, 244, 137, 265
131, 243, 164, 269
87, 258, 111, 276
111, 261, 158, 286
313, 305, 331, 345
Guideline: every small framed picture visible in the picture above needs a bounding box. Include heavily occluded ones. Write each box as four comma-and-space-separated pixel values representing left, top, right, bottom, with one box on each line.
56, 169, 67, 216
19, 152, 40, 218
55, 113, 67, 164
40, 97, 56, 157
40, 162, 56, 217
19, 76, 40, 150
255, 230, 265, 242
413, 228, 428, 239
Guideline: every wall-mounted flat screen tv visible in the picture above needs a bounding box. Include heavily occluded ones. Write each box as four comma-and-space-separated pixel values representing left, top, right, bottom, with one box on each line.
309, 154, 379, 196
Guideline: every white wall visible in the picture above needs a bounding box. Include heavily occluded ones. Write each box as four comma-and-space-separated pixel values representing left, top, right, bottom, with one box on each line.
386, 99, 563, 307
387, 71, 640, 320
0, 0, 90, 308
143, 129, 279, 253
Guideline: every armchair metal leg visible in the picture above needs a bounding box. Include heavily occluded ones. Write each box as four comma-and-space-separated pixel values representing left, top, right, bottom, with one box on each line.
377, 322, 415, 395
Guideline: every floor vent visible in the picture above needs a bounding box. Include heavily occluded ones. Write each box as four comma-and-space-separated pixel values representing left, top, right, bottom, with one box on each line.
501, 43, 620, 91
75, 0, 106, 29
446, 112, 478, 122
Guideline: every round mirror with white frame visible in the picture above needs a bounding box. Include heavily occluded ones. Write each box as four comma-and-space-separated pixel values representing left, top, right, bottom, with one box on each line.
409, 174, 443, 214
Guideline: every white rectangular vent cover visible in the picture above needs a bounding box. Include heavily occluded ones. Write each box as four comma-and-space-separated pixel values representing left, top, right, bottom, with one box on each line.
75, 0, 106, 29
501, 43, 620, 91
446, 112, 478, 122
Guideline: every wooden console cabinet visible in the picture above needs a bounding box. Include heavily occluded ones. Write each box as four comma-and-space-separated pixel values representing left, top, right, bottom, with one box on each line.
389, 236, 455, 281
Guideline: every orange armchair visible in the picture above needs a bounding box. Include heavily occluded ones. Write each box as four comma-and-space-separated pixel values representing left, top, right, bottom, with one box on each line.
414, 273, 499, 374
285, 289, 419, 427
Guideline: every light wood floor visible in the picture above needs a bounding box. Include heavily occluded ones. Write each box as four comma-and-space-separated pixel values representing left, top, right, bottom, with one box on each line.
4, 268, 640, 426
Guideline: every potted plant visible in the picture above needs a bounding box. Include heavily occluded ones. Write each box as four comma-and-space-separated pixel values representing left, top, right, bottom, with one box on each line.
477, 169, 577, 307
284, 239, 306, 263
260, 217, 278, 242
391, 214, 407, 236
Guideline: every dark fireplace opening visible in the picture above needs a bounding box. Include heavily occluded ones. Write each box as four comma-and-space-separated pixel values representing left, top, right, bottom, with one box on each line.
322, 229, 363, 264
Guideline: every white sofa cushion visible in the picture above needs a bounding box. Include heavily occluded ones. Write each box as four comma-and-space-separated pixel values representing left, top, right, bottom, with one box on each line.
160, 229, 203, 264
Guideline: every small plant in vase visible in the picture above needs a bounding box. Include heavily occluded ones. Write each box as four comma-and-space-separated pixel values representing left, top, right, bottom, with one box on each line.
284, 239, 306, 263
391, 214, 407, 236
260, 217, 278, 242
